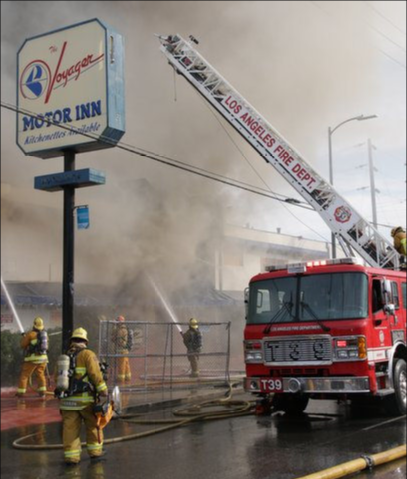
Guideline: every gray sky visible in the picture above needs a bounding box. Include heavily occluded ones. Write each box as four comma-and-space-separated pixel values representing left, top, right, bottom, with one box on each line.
1, 1, 406, 286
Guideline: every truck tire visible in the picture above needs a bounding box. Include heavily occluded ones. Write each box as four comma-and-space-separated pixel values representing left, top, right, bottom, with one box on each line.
272, 393, 309, 415
384, 358, 407, 416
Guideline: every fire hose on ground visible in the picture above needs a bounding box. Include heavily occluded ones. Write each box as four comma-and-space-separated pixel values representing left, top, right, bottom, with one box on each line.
12, 383, 255, 450
295, 444, 406, 479
11, 384, 406, 479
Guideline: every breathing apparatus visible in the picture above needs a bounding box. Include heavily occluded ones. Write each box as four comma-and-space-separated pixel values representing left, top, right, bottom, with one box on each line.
35, 330, 48, 355
54, 349, 95, 399
55, 354, 71, 394
55, 346, 110, 400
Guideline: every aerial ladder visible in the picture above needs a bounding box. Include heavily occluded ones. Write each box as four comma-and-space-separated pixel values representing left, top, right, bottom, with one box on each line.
158, 34, 401, 270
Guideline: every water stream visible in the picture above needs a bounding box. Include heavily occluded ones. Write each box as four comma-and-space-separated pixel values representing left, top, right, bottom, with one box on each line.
1, 275, 24, 333
148, 275, 182, 333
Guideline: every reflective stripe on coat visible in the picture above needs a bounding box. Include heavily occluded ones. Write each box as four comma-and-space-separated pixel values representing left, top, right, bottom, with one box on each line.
60, 348, 107, 411
21, 330, 48, 364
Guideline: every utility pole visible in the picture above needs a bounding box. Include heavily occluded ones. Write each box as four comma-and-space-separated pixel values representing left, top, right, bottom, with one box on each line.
367, 139, 378, 230
327, 115, 377, 259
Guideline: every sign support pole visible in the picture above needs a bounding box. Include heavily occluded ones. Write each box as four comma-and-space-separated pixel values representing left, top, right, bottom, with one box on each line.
62, 150, 75, 352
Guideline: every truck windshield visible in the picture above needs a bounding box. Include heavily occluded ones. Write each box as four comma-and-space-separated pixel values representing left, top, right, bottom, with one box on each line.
248, 273, 368, 324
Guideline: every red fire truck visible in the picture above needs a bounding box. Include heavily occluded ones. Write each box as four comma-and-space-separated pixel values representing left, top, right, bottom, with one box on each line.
158, 35, 406, 415
244, 258, 406, 415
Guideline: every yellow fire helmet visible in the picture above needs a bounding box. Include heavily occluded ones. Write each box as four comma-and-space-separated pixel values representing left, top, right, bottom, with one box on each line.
33, 317, 44, 331
189, 318, 199, 329
70, 327, 88, 342
391, 226, 404, 237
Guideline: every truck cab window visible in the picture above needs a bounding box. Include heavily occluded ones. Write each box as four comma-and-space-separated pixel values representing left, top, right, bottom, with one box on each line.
372, 280, 383, 313
391, 282, 400, 309
402, 283, 407, 310
248, 278, 297, 324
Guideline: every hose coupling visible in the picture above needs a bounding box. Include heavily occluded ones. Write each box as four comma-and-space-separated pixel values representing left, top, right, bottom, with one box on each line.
361, 454, 375, 470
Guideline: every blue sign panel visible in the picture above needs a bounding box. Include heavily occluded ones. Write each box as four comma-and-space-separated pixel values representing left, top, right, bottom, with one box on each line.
34, 168, 105, 192
77, 206, 90, 229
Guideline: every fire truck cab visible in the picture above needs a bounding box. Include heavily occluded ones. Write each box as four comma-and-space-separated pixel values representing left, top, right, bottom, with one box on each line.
244, 258, 407, 416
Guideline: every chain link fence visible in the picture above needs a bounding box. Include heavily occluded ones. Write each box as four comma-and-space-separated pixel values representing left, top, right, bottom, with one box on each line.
99, 320, 231, 391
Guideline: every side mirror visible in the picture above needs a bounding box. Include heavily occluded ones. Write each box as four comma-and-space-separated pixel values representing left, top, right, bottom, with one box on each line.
381, 278, 393, 311
244, 287, 249, 319
383, 279, 392, 296
384, 303, 395, 316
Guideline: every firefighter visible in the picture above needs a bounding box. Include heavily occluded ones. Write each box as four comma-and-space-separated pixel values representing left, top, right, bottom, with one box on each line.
59, 327, 108, 465
16, 317, 48, 398
181, 318, 203, 378
111, 315, 132, 384
391, 226, 407, 256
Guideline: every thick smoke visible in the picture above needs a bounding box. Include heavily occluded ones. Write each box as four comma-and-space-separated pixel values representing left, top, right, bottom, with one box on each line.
1, 1, 405, 301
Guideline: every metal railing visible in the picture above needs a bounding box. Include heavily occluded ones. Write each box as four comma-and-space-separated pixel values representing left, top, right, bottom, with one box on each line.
99, 320, 231, 391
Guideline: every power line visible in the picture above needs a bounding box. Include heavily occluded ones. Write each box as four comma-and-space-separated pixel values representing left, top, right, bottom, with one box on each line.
4, 101, 333, 242
377, 47, 406, 69
197, 93, 311, 207
374, 145, 407, 168
193, 85, 328, 241
1, 100, 318, 209
364, 1, 407, 36
4, 101, 400, 238
365, 21, 406, 53
376, 222, 400, 229
309, 1, 406, 69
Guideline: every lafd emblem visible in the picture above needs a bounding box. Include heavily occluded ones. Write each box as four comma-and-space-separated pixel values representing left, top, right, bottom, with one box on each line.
334, 206, 352, 223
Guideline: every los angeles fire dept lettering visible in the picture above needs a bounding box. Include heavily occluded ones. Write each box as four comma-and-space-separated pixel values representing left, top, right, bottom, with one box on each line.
223, 95, 317, 191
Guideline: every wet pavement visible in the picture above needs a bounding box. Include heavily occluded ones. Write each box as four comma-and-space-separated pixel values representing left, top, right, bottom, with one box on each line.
1, 391, 61, 431
0, 383, 225, 431
1, 386, 406, 479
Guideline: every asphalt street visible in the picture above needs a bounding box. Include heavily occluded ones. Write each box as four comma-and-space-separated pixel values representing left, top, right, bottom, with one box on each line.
1, 395, 406, 479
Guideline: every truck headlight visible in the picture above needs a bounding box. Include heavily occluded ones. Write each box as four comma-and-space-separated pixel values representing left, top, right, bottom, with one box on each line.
245, 352, 263, 363
244, 340, 263, 363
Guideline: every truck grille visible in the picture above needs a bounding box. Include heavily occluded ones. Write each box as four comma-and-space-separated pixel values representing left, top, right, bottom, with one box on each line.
263, 336, 332, 365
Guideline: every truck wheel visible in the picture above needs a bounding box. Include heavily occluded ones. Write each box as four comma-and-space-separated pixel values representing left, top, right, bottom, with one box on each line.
384, 359, 407, 416
272, 393, 309, 415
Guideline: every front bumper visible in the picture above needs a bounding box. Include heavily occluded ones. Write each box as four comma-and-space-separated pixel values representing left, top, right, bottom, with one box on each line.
245, 376, 370, 394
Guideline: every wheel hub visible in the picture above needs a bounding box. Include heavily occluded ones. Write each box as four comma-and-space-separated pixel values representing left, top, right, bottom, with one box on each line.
400, 370, 407, 406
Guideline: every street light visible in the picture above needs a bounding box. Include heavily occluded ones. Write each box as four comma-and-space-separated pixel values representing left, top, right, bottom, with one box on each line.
328, 114, 378, 258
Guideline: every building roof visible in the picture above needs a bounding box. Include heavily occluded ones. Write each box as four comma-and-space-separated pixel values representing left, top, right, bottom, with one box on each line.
172, 288, 243, 307
1, 281, 243, 308
0, 281, 131, 308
